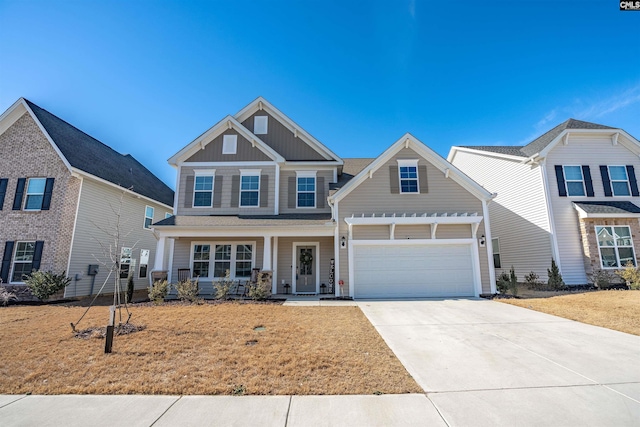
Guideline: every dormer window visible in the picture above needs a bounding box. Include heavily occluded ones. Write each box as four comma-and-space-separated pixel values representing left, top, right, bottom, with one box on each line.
254, 116, 268, 134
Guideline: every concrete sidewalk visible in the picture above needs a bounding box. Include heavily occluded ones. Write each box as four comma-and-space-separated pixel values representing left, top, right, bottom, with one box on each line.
0, 394, 443, 427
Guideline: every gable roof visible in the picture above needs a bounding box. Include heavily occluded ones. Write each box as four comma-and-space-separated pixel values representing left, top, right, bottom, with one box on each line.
329, 133, 494, 203
0, 98, 174, 207
329, 158, 375, 195
234, 97, 342, 163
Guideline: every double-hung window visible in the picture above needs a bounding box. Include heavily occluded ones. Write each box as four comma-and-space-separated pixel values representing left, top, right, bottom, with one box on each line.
144, 206, 154, 229
11, 241, 36, 283
240, 170, 260, 207
398, 160, 419, 193
193, 244, 211, 278
192, 242, 254, 280
596, 226, 636, 268
193, 170, 215, 207
563, 166, 585, 196
24, 178, 46, 210
608, 166, 631, 196
297, 172, 316, 208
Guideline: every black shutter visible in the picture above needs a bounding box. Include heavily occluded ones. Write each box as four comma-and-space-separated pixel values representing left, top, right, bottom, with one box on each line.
600, 166, 612, 197
288, 177, 296, 209
554, 166, 567, 197
0, 178, 8, 210
582, 166, 594, 197
260, 175, 269, 208
1, 241, 14, 283
212, 176, 223, 208
41, 178, 55, 210
315, 176, 325, 209
31, 241, 44, 271
389, 165, 399, 194
184, 176, 194, 208
418, 165, 428, 194
230, 175, 240, 208
13, 178, 26, 210
627, 165, 639, 197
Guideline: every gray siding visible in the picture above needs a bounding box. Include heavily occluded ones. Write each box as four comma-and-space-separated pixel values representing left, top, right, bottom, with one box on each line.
66, 178, 167, 297
275, 236, 334, 293
177, 165, 277, 215
185, 129, 271, 162
338, 147, 491, 295
241, 111, 327, 161
278, 169, 333, 214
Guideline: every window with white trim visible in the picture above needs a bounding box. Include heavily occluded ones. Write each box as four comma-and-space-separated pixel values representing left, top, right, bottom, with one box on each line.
193, 170, 215, 207
24, 178, 46, 210
563, 166, 585, 196
144, 206, 154, 229
296, 171, 316, 208
596, 226, 636, 268
398, 160, 419, 193
608, 166, 631, 196
254, 116, 268, 134
191, 242, 255, 280
139, 249, 149, 279
11, 241, 35, 283
120, 247, 132, 279
222, 134, 237, 154
165, 212, 172, 219
193, 244, 211, 278
492, 238, 501, 268
240, 170, 260, 207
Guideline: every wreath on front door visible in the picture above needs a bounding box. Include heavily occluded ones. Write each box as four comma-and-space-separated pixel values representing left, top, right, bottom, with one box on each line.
300, 251, 313, 266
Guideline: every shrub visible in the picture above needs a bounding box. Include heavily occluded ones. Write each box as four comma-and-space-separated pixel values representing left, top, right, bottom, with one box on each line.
248, 271, 272, 301
126, 276, 135, 303
547, 259, 564, 290
0, 280, 17, 306
496, 272, 510, 294
175, 278, 200, 302
509, 266, 518, 296
524, 271, 541, 290
24, 270, 71, 300
148, 279, 170, 305
589, 269, 616, 289
615, 262, 640, 290
215, 270, 233, 300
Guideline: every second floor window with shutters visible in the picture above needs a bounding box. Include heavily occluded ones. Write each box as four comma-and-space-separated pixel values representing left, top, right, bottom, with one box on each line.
240, 173, 260, 207
563, 166, 586, 196
24, 178, 46, 210
608, 166, 631, 196
297, 174, 316, 208
193, 175, 214, 207
398, 160, 419, 193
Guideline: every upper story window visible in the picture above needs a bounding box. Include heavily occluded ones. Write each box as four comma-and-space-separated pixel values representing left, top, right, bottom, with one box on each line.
296, 171, 316, 208
563, 166, 586, 196
222, 135, 237, 155
193, 170, 215, 208
240, 170, 260, 207
11, 241, 36, 283
398, 160, 419, 193
144, 206, 154, 229
13, 177, 55, 211
596, 226, 635, 268
24, 178, 46, 210
608, 166, 631, 196
254, 116, 268, 134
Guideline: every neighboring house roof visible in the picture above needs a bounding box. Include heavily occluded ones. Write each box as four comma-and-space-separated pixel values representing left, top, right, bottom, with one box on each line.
14, 99, 174, 207
457, 145, 527, 157
154, 213, 333, 228
573, 201, 640, 217
329, 158, 375, 194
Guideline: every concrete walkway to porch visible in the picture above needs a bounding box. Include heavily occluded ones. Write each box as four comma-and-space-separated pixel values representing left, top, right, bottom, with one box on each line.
280, 294, 357, 306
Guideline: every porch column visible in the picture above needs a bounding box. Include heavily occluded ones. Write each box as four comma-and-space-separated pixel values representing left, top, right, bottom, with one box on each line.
272, 236, 278, 294
263, 235, 272, 272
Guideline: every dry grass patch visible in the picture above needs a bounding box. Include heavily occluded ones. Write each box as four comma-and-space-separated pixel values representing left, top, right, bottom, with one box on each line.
499, 290, 640, 335
0, 303, 421, 395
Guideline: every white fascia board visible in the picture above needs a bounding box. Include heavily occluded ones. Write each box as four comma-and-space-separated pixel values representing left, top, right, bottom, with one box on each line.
153, 224, 336, 238
72, 168, 174, 210
345, 215, 482, 226
0, 98, 28, 136
281, 161, 343, 168
234, 96, 343, 163
331, 133, 493, 203
168, 115, 284, 165
181, 161, 277, 167
448, 146, 527, 163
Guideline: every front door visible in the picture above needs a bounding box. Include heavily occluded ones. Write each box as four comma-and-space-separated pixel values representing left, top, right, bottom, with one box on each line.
296, 246, 316, 293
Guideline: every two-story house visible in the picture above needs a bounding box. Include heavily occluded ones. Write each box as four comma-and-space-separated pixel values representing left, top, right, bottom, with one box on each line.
0, 98, 174, 300
152, 98, 495, 298
449, 119, 640, 285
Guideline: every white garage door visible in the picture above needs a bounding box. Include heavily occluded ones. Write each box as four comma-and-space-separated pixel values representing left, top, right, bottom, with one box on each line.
353, 243, 476, 298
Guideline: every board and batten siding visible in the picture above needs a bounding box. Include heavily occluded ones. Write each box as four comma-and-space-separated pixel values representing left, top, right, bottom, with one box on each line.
278, 169, 333, 214
66, 178, 167, 297
337, 147, 491, 295
451, 150, 553, 280
185, 129, 271, 163
176, 165, 276, 216
544, 135, 640, 284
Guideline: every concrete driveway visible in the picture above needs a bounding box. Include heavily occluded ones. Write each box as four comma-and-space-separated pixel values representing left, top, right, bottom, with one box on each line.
358, 298, 640, 426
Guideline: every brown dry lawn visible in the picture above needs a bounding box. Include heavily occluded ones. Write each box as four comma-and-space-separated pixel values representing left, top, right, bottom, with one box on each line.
0, 302, 421, 396
499, 290, 640, 336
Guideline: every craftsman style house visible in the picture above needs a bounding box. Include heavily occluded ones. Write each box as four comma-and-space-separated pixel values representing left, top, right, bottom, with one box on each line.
449, 119, 640, 285
152, 98, 495, 298
0, 98, 174, 299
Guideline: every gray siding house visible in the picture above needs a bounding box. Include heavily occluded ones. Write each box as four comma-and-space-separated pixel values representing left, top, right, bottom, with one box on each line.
0, 98, 174, 299
152, 97, 495, 298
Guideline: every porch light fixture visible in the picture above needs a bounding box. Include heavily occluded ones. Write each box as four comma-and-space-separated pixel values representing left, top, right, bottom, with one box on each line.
479, 235, 486, 247
340, 236, 346, 249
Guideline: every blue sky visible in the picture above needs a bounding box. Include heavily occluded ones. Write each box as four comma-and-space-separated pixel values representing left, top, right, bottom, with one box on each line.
1, 0, 639, 188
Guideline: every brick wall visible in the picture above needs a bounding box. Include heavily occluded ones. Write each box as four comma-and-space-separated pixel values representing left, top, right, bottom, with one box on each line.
0, 112, 80, 295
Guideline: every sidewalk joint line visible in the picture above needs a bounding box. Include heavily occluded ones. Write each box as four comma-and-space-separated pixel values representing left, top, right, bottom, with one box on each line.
0, 394, 28, 409
283, 395, 292, 427
424, 393, 451, 427
150, 395, 182, 427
